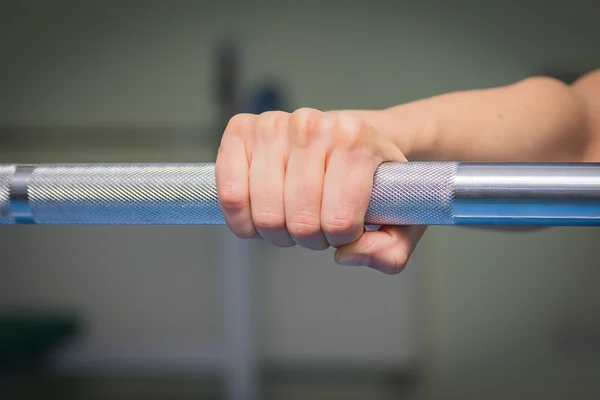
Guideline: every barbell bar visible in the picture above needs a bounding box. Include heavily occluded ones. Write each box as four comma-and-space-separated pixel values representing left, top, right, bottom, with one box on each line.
1, 162, 600, 226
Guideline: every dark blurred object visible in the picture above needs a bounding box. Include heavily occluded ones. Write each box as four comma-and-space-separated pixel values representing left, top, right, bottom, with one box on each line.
0, 312, 81, 374
214, 39, 242, 135
248, 81, 288, 114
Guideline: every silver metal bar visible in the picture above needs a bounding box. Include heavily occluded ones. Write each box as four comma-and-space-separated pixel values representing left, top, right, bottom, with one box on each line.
454, 163, 600, 226
1, 162, 600, 226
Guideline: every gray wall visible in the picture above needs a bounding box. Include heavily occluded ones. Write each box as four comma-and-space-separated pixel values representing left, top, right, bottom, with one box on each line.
2, 0, 600, 397
0, 0, 424, 370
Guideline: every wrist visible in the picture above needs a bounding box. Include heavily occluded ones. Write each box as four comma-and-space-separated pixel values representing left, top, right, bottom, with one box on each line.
331, 107, 441, 161
380, 103, 441, 161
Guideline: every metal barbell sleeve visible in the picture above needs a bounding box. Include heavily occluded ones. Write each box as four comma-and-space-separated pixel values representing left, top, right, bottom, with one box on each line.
1, 162, 600, 226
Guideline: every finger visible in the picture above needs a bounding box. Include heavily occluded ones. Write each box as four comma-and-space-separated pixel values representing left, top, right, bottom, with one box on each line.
249, 112, 295, 247
215, 114, 258, 239
334, 225, 427, 274
284, 108, 329, 250
321, 148, 381, 248
321, 114, 405, 248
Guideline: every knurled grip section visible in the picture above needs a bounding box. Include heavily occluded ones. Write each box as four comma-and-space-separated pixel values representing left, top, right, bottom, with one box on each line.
28, 163, 225, 224
365, 162, 457, 225
0, 165, 15, 224
1, 162, 458, 225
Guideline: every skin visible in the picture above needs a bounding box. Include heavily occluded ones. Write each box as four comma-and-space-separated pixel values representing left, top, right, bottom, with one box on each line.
215, 69, 600, 275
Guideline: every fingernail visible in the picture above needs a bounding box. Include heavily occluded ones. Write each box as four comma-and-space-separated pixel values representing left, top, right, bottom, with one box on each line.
337, 254, 370, 267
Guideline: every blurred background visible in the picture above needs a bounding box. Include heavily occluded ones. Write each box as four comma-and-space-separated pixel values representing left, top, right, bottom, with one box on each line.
1, 0, 600, 399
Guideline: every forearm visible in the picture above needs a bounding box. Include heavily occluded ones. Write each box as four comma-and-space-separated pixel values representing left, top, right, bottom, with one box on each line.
367, 76, 593, 162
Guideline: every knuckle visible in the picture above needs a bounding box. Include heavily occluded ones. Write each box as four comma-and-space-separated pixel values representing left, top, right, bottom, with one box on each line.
226, 113, 254, 137
322, 212, 360, 237
253, 210, 286, 231
292, 107, 321, 123
218, 186, 247, 212
258, 111, 288, 139
229, 113, 253, 125
273, 111, 290, 133
335, 114, 369, 147
287, 211, 321, 238
291, 107, 323, 144
261, 110, 287, 121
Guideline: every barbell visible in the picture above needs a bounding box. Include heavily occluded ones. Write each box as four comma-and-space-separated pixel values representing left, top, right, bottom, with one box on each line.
1, 162, 599, 226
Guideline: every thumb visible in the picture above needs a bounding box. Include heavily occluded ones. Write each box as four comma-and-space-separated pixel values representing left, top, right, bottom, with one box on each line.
334, 225, 427, 274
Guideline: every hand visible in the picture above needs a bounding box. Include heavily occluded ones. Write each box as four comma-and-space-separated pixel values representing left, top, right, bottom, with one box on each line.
215, 108, 426, 274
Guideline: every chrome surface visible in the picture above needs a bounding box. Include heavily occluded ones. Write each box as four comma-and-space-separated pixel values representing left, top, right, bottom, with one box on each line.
454, 163, 600, 225
0, 165, 15, 224
0, 162, 600, 226
9, 165, 35, 224
27, 163, 224, 224
364, 162, 457, 225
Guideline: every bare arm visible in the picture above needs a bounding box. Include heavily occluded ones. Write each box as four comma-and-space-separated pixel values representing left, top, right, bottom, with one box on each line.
571, 70, 600, 160
216, 70, 600, 274
355, 71, 600, 163
373, 71, 600, 233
